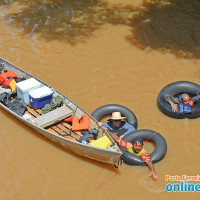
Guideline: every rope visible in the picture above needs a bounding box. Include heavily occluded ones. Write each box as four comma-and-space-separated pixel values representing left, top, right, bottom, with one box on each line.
143, 132, 157, 143
96, 150, 121, 189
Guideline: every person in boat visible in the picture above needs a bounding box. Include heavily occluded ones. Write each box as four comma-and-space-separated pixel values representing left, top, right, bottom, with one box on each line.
103, 127, 158, 180
163, 93, 200, 113
98, 112, 135, 139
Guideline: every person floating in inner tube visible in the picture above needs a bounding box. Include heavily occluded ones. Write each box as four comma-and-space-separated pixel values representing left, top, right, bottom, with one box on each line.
163, 93, 200, 113
98, 112, 135, 139
102, 127, 158, 180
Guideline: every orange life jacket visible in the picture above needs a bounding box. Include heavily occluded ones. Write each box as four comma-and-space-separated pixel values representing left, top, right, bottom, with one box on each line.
2, 77, 17, 93
64, 114, 90, 131
188, 100, 194, 107
0, 70, 20, 84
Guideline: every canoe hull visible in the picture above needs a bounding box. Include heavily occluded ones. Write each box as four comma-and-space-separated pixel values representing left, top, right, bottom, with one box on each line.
0, 58, 122, 165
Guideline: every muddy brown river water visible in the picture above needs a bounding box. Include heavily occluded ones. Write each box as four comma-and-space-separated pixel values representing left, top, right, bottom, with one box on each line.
0, 0, 200, 199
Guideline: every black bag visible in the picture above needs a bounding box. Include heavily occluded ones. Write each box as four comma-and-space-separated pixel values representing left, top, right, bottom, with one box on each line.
0, 92, 27, 116
0, 92, 11, 105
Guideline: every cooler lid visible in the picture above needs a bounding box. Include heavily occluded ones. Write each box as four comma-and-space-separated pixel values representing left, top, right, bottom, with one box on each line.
16, 78, 41, 92
29, 86, 53, 98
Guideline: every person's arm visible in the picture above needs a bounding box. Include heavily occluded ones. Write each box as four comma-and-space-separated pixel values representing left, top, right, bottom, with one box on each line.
102, 126, 120, 143
98, 121, 113, 130
163, 94, 180, 104
104, 127, 133, 152
146, 160, 158, 180
163, 94, 180, 112
169, 101, 178, 112
120, 123, 136, 138
98, 122, 103, 127
192, 95, 200, 103
98, 122, 120, 142
140, 150, 158, 180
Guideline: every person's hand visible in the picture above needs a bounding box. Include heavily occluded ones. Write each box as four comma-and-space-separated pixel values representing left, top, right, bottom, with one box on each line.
102, 126, 108, 131
98, 122, 103, 127
119, 135, 124, 139
149, 170, 158, 180
170, 101, 178, 112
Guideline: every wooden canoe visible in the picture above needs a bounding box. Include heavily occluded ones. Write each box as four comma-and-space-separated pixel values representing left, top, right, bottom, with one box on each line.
0, 57, 122, 165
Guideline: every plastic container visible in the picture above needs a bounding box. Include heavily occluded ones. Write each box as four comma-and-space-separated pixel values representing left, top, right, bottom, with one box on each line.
29, 86, 53, 109
81, 140, 87, 145
16, 78, 41, 104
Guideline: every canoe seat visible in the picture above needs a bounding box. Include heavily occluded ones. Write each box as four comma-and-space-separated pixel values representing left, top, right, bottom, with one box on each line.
34, 105, 73, 128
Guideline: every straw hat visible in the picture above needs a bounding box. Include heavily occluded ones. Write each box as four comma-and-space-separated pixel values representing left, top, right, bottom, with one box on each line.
108, 112, 126, 120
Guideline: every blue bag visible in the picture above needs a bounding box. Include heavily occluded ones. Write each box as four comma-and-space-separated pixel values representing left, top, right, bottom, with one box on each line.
179, 103, 192, 114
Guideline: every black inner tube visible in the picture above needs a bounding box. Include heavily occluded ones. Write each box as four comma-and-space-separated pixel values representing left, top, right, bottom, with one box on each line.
110, 129, 127, 136
91, 104, 137, 129
120, 129, 167, 166
157, 81, 200, 119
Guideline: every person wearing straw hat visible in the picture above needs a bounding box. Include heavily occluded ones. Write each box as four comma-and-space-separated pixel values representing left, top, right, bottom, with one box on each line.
98, 112, 135, 138
103, 127, 158, 180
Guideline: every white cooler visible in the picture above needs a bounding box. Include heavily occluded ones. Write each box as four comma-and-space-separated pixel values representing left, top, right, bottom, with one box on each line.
16, 78, 41, 104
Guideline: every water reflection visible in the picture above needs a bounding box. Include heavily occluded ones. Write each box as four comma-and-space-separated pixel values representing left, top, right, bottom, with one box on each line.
1, 0, 136, 45
1, 0, 200, 58
127, 0, 200, 58
1, 0, 105, 45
